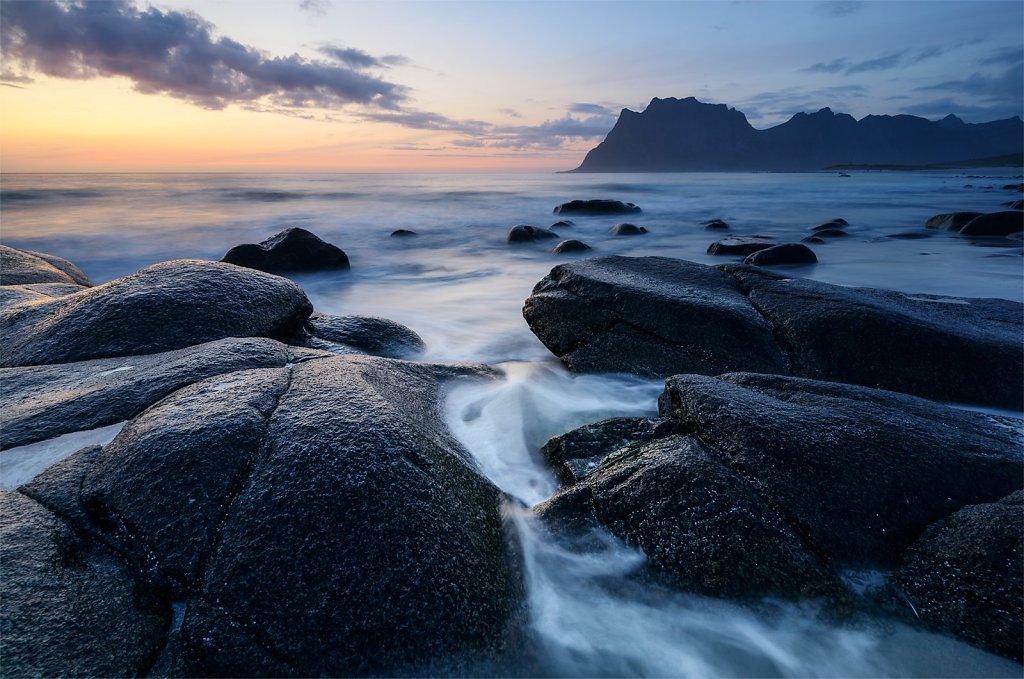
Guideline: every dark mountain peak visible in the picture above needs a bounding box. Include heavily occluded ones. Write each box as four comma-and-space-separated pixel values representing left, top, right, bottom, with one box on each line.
570, 96, 1024, 172
938, 113, 966, 128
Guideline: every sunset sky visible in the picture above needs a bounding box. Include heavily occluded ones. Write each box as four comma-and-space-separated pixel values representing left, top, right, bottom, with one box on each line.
1, 0, 1021, 172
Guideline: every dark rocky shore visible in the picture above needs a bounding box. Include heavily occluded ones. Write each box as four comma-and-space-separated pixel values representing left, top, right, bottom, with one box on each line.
1, 214, 1022, 675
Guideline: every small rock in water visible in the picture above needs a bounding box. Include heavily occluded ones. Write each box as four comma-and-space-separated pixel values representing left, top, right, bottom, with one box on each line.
1002, 183, 1023, 192
801, 235, 825, 244
553, 199, 642, 215
925, 212, 984, 231
814, 228, 848, 238
1006, 200, 1023, 209
550, 220, 575, 228
743, 243, 817, 266
507, 224, 559, 243
702, 219, 730, 231
552, 239, 592, 254
609, 223, 648, 236
811, 220, 847, 232
883, 231, 932, 240
707, 236, 776, 256
222, 227, 350, 273
390, 229, 418, 237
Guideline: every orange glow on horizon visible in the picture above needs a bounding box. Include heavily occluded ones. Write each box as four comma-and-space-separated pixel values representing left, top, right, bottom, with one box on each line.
0, 76, 584, 173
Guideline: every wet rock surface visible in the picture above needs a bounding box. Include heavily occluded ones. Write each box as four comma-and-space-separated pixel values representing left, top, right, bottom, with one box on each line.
0, 259, 313, 368
959, 210, 1024, 237
221, 227, 350, 273
552, 239, 592, 254
0, 245, 93, 286
609, 222, 648, 236
291, 312, 426, 358
5, 354, 523, 677
891, 491, 1023, 661
508, 224, 559, 243
524, 256, 1023, 408
707, 236, 776, 256
743, 243, 817, 266
925, 211, 983, 231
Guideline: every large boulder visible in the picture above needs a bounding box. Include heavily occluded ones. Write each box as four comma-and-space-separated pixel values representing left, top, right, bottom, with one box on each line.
0, 491, 164, 676
553, 199, 641, 215
523, 256, 1023, 409
707, 236, 776, 256
0, 245, 93, 286
0, 282, 86, 310
1, 337, 301, 450
48, 354, 521, 676
221, 227, 350, 273
522, 257, 786, 378
659, 373, 1023, 566
0, 259, 313, 368
743, 243, 817, 266
536, 434, 839, 601
291, 312, 425, 358
892, 491, 1023, 661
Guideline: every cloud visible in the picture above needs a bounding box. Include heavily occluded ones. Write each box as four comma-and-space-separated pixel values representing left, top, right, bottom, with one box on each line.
980, 45, 1024, 66
568, 102, 613, 116
317, 45, 411, 70
814, 1, 864, 17
845, 51, 906, 74
0, 0, 407, 111
916, 62, 1023, 101
801, 58, 850, 74
299, 0, 330, 15
498, 108, 522, 118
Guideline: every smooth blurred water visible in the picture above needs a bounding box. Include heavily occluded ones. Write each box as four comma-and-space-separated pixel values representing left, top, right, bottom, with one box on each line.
3, 171, 1022, 677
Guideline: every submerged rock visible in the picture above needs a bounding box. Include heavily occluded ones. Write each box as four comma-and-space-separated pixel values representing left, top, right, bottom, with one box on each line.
292, 312, 426, 358
221, 227, 350, 273
810, 220, 847, 232
553, 200, 641, 215
743, 243, 817, 266
552, 239, 592, 254
609, 223, 648, 236
706, 236, 776, 256
0, 245, 93, 286
812, 228, 848, 238
551, 220, 575, 228
0, 259, 312, 368
390, 229, 418, 237
523, 256, 1023, 409
702, 219, 730, 230
892, 491, 1023, 661
508, 224, 559, 243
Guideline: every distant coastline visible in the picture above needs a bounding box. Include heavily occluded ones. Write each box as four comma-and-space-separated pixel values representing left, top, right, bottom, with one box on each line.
824, 152, 1024, 172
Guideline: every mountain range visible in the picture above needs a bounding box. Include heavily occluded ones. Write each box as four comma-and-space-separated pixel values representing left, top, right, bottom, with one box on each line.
569, 97, 1024, 172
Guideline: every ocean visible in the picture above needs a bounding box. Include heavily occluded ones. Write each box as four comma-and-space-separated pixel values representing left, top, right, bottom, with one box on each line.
2, 170, 1022, 677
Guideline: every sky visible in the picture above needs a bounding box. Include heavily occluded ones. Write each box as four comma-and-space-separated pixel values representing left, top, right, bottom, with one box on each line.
1, 0, 1021, 172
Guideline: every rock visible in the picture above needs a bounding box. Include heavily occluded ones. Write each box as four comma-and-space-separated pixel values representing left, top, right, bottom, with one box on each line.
390, 229, 418, 237
71, 355, 520, 675
292, 312, 425, 358
659, 373, 1023, 566
1, 337, 295, 450
892, 492, 1023, 661
523, 256, 1024, 408
813, 228, 848, 238
702, 219, 730, 230
0, 245, 93, 286
539, 416, 677, 484
706, 236, 776, 256
536, 435, 839, 601
811, 220, 846, 232
743, 243, 817, 266
551, 220, 575, 228
553, 200, 642, 215
0, 491, 164, 676
0, 282, 86, 310
925, 212, 983, 231
801, 235, 825, 244
552, 239, 592, 255
221, 227, 350, 273
830, 218, 849, 226
522, 256, 787, 377
959, 211, 1024, 237
0, 259, 313, 368
507, 224, 558, 243
1002, 183, 1023, 191
1008, 199, 1023, 209
609, 223, 648, 236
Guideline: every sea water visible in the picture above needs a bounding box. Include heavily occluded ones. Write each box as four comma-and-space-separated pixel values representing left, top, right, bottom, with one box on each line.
2, 171, 1022, 676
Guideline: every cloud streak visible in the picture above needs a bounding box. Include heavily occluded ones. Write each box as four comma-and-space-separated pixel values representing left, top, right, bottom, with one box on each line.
0, 0, 407, 110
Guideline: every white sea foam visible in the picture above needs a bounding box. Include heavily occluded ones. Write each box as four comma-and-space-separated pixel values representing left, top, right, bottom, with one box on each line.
0, 422, 125, 490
